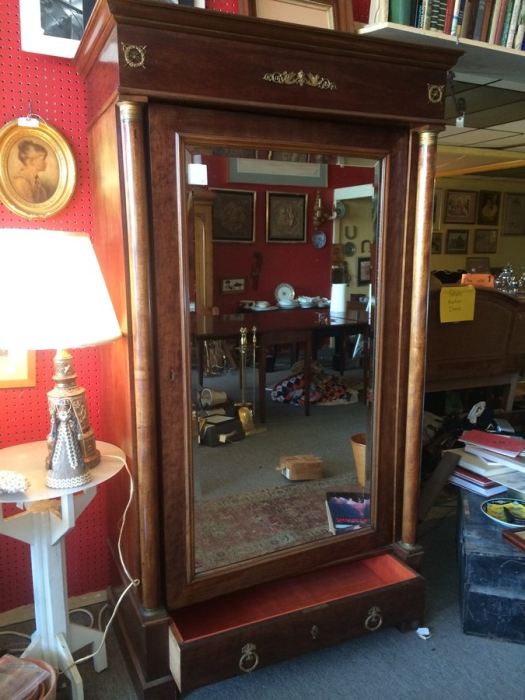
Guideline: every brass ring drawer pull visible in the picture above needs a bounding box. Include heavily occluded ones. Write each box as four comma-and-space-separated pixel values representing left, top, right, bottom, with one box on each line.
239, 643, 259, 673
365, 606, 383, 632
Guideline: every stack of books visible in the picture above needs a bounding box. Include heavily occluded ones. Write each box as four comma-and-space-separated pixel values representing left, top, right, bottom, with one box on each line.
445, 431, 525, 497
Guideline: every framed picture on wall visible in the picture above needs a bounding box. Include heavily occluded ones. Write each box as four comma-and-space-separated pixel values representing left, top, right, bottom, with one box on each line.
446, 229, 469, 254
211, 189, 256, 242
0, 349, 36, 389
444, 190, 477, 224
266, 192, 307, 242
431, 231, 443, 254
473, 229, 498, 254
238, 0, 354, 32
0, 117, 77, 220
502, 192, 525, 235
357, 257, 371, 285
19, 0, 96, 58
477, 191, 501, 225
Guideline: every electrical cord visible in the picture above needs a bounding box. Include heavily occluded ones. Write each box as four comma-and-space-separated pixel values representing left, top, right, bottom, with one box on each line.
65, 456, 140, 670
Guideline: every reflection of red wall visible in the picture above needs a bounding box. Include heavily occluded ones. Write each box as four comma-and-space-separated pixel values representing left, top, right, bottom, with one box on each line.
205, 156, 372, 312
207, 0, 371, 24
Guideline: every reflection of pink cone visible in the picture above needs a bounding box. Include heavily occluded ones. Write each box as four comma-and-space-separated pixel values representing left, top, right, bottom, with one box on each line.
350, 433, 366, 486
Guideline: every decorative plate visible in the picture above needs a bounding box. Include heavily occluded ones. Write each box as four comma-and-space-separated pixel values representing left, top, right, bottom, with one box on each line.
481, 498, 525, 528
312, 231, 327, 249
334, 201, 346, 219
343, 242, 356, 257
274, 283, 295, 303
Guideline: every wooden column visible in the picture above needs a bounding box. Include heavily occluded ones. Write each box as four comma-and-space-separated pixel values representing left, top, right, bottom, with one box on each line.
400, 127, 440, 550
118, 100, 160, 610
191, 187, 216, 315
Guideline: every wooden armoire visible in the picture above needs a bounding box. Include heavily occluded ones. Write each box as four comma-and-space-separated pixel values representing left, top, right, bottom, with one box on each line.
75, 2, 459, 697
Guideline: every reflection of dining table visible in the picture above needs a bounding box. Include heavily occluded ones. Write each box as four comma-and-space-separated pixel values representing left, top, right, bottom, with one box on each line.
193, 308, 369, 423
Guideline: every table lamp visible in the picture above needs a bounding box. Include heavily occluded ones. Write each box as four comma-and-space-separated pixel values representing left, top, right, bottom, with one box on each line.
0, 229, 121, 488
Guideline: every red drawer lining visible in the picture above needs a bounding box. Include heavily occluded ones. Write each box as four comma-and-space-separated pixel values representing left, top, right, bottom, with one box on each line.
172, 554, 416, 641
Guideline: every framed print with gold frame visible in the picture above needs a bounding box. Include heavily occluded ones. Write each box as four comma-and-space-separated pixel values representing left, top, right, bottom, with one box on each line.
266, 191, 307, 242
0, 349, 36, 389
237, 0, 354, 32
0, 118, 76, 220
211, 189, 256, 242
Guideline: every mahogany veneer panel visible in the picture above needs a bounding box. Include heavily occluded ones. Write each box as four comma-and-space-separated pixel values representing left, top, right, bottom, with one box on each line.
169, 554, 424, 692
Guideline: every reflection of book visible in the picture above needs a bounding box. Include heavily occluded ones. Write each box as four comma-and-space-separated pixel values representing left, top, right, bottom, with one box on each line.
325, 492, 371, 535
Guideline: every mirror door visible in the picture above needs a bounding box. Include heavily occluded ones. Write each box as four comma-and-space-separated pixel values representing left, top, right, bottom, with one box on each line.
149, 104, 414, 607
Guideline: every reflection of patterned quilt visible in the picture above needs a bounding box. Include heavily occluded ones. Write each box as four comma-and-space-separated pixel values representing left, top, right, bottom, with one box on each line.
270, 370, 358, 406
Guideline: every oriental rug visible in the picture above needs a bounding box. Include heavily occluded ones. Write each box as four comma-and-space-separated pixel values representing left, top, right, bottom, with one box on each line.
194, 473, 362, 572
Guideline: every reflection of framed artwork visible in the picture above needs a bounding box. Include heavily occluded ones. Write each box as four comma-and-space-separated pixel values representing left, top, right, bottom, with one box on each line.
431, 231, 442, 254
446, 229, 469, 253
433, 189, 443, 227
357, 257, 371, 285
211, 189, 256, 242
444, 190, 477, 224
473, 229, 497, 254
0, 118, 76, 220
19, 0, 95, 58
466, 256, 490, 273
266, 192, 307, 243
238, 0, 354, 31
0, 349, 36, 388
502, 192, 525, 235
477, 190, 500, 225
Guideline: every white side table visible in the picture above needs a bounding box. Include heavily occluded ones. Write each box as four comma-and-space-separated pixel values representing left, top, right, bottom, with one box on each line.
0, 440, 125, 700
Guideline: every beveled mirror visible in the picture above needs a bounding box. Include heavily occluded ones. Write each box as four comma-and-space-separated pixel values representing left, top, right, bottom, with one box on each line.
185, 144, 381, 574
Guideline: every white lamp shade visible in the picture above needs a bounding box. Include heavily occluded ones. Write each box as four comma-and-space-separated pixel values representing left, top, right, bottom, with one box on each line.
0, 229, 121, 350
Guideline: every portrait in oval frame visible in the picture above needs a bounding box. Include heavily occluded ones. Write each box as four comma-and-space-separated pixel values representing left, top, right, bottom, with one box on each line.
0, 118, 76, 219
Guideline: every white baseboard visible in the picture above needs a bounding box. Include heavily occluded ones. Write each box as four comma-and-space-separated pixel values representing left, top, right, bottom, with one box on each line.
0, 589, 108, 628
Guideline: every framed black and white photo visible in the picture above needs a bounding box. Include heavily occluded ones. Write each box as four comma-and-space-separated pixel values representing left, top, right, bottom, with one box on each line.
357, 257, 371, 285
19, 0, 95, 58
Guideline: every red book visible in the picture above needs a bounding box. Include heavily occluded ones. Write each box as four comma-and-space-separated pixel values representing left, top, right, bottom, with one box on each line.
444, 0, 457, 32
460, 430, 525, 458
479, 0, 495, 40
452, 465, 499, 487
493, 0, 509, 43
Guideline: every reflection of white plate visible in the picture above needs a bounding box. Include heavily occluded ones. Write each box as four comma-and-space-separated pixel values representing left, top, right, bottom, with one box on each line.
278, 300, 299, 309
253, 305, 278, 311
312, 231, 326, 249
275, 283, 295, 303
481, 498, 525, 528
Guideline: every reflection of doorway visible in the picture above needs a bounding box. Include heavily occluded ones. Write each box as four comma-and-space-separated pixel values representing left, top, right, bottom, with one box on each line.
192, 188, 216, 315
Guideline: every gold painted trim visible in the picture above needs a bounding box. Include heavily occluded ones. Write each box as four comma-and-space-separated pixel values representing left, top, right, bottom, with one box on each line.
0, 118, 76, 220
427, 84, 444, 104
263, 70, 336, 91
122, 43, 147, 69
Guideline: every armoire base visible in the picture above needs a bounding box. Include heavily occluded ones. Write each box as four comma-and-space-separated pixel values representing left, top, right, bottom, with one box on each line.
108, 585, 176, 699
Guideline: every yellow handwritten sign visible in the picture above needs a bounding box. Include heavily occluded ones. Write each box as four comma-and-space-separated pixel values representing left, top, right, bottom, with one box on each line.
440, 285, 475, 323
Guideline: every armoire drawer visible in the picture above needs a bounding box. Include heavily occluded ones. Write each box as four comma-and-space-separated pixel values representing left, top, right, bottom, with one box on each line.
169, 553, 424, 693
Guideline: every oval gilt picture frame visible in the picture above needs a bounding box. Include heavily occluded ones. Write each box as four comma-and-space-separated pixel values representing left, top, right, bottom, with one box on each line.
0, 118, 76, 220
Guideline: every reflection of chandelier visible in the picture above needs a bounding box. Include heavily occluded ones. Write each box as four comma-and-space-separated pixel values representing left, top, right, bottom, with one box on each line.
312, 190, 337, 227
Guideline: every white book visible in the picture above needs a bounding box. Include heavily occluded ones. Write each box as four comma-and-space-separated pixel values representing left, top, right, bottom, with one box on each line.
448, 474, 507, 496
464, 444, 525, 474
444, 448, 515, 477
506, 0, 523, 46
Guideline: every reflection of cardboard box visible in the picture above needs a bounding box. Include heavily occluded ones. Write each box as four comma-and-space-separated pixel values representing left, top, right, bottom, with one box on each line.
278, 454, 323, 480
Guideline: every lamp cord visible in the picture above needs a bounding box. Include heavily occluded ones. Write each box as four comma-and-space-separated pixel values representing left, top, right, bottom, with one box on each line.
60, 454, 140, 673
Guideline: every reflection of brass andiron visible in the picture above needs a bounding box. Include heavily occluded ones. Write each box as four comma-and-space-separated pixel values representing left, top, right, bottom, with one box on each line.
235, 325, 266, 436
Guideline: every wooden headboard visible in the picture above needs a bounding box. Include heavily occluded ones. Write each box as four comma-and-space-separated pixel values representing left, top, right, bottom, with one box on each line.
425, 287, 525, 409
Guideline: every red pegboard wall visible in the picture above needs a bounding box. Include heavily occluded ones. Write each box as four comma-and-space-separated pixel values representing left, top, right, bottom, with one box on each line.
0, 0, 115, 614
